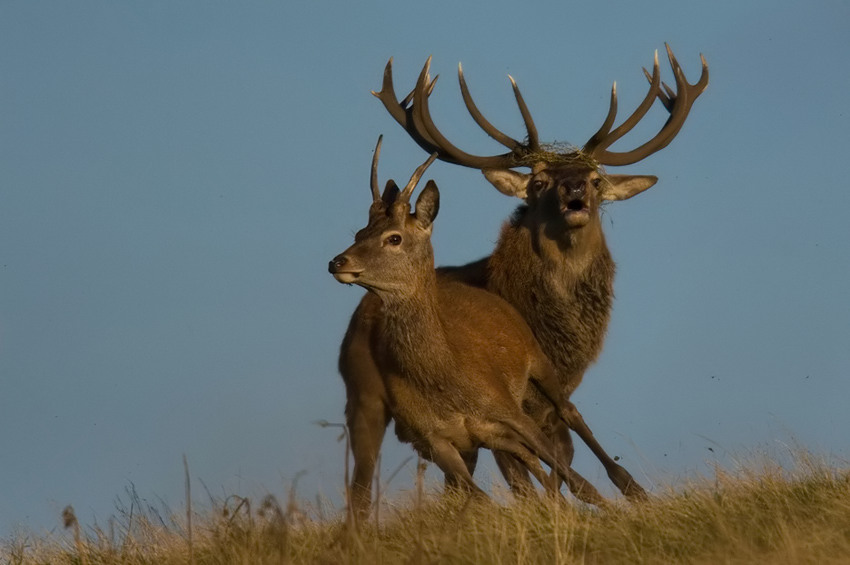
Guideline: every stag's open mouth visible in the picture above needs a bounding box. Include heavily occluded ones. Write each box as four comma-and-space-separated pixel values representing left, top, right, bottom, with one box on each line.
561, 199, 591, 226
566, 199, 587, 212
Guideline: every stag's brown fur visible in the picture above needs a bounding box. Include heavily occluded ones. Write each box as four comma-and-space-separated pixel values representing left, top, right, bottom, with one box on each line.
451, 165, 653, 498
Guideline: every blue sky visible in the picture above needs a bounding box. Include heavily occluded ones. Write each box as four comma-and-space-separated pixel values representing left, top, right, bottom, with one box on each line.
1, 1, 849, 536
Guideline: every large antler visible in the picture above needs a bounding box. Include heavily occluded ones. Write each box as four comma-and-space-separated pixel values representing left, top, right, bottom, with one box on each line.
583, 44, 709, 166
372, 57, 541, 169
374, 46, 708, 170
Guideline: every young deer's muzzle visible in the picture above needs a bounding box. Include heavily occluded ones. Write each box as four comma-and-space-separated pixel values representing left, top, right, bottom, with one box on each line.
329, 254, 362, 284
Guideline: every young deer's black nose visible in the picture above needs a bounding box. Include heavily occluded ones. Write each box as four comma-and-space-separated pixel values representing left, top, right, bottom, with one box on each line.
328, 255, 348, 273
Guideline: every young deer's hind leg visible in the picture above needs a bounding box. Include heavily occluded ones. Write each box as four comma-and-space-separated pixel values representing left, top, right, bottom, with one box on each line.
487, 435, 559, 495
445, 449, 479, 493
498, 414, 608, 507
492, 451, 536, 496
427, 439, 487, 498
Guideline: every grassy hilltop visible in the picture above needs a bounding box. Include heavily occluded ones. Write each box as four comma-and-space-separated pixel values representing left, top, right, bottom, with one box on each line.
4, 453, 850, 564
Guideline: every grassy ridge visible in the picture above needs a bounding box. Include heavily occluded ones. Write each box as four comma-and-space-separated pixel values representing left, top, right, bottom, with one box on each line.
4, 455, 850, 564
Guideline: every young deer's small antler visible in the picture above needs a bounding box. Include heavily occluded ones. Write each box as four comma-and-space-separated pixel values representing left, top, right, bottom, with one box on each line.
369, 135, 437, 213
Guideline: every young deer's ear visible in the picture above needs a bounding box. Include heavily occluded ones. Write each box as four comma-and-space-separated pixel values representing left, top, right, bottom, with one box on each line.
601, 174, 658, 201
482, 169, 531, 199
382, 180, 401, 206
414, 180, 440, 230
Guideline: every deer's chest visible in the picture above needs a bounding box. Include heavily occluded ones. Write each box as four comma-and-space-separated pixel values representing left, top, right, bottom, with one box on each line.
509, 271, 613, 387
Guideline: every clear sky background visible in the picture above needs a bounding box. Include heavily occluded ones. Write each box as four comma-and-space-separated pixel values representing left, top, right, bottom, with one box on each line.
2, 1, 849, 536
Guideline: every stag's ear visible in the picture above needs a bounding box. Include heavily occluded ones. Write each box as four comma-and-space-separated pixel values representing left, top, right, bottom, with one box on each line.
482, 169, 531, 199
601, 174, 658, 201
414, 180, 440, 230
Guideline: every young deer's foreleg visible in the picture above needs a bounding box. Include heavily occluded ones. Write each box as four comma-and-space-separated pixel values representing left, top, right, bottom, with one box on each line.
339, 305, 393, 521
345, 391, 391, 521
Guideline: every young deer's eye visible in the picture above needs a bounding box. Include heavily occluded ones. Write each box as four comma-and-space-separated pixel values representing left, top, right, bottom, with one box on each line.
385, 234, 402, 246
531, 180, 546, 192
592, 178, 603, 189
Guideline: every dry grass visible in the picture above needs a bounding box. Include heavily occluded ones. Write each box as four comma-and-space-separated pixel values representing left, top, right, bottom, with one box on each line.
4, 452, 850, 564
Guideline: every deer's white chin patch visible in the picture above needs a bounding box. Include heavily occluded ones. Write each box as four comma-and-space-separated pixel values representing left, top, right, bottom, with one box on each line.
333, 272, 361, 284
564, 209, 591, 227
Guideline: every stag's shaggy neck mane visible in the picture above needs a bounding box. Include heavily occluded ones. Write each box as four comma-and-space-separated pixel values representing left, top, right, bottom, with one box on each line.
509, 204, 610, 276
489, 206, 616, 394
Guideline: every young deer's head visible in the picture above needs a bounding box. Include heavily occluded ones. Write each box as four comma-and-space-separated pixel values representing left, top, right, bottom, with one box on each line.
373, 45, 708, 241
329, 136, 439, 295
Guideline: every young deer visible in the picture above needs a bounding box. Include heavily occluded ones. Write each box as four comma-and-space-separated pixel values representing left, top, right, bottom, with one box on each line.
338, 45, 708, 516
329, 137, 606, 508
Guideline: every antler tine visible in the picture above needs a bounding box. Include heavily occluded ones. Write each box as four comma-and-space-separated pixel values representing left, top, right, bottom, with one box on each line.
371, 59, 406, 129
411, 58, 522, 169
653, 46, 708, 109
584, 81, 620, 154
457, 63, 539, 152
588, 45, 709, 167
584, 51, 662, 157
399, 152, 439, 203
400, 73, 438, 108
643, 67, 674, 111
372, 57, 443, 155
508, 75, 540, 151
648, 47, 709, 152
370, 135, 383, 203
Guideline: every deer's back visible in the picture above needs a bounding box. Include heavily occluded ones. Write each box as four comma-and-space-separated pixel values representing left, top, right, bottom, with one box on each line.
437, 279, 544, 399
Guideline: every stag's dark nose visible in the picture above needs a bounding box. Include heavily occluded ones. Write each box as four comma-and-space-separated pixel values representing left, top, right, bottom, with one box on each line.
328, 255, 348, 274
560, 180, 587, 201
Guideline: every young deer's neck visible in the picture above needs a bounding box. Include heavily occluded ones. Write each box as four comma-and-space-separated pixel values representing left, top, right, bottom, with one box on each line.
377, 269, 456, 381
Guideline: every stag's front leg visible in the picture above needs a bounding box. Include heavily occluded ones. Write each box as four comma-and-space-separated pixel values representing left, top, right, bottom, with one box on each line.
544, 407, 576, 466
561, 400, 648, 500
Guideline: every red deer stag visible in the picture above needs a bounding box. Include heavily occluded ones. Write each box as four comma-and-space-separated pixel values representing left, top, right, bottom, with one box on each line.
329, 137, 606, 509
339, 45, 708, 519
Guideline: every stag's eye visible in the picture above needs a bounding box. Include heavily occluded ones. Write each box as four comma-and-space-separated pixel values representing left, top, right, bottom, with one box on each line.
531, 179, 546, 192
592, 178, 603, 189
385, 234, 402, 246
